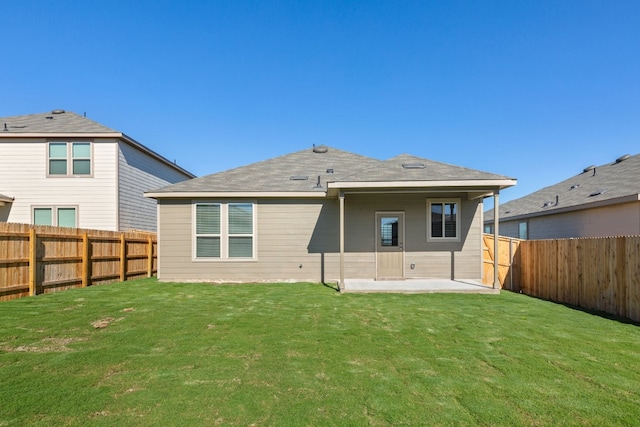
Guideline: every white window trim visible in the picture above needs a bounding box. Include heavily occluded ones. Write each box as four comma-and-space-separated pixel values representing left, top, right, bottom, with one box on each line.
32, 205, 79, 228
192, 201, 257, 261
427, 198, 461, 242
47, 141, 94, 177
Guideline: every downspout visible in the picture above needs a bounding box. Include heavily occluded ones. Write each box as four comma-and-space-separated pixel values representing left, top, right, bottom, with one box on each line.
493, 190, 500, 289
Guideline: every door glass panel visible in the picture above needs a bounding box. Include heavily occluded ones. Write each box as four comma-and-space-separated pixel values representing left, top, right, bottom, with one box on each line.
380, 217, 399, 246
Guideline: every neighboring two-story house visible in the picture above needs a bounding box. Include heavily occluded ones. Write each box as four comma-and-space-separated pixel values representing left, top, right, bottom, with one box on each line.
0, 110, 194, 231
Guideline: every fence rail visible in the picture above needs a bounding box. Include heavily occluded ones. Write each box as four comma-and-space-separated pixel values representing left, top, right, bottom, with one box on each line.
482, 233, 640, 323
0, 223, 157, 301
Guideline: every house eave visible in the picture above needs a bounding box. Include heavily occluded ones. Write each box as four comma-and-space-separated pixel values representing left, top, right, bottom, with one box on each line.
328, 179, 516, 190
485, 193, 640, 224
145, 191, 329, 199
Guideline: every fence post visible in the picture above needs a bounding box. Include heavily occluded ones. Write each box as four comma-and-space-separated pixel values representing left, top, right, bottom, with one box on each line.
147, 235, 154, 277
82, 233, 90, 288
120, 234, 126, 282
29, 227, 37, 296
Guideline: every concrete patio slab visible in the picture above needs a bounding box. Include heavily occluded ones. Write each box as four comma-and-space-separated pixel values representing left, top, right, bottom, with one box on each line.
342, 279, 499, 294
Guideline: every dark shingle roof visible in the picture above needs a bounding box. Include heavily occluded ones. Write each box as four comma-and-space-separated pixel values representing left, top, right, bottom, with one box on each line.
486, 153, 640, 222
150, 146, 514, 194
1, 110, 118, 134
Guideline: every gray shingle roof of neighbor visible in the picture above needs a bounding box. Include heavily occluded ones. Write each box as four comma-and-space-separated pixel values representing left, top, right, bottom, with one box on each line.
0, 110, 118, 134
150, 145, 515, 194
485, 152, 640, 223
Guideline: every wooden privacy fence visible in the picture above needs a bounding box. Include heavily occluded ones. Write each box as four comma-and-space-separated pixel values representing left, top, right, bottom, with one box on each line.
482, 233, 640, 322
482, 234, 522, 289
0, 223, 157, 302
517, 236, 640, 322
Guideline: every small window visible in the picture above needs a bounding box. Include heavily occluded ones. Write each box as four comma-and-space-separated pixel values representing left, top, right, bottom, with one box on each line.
194, 202, 255, 260
484, 225, 492, 234
48, 142, 92, 176
518, 222, 528, 240
33, 206, 77, 227
427, 199, 460, 241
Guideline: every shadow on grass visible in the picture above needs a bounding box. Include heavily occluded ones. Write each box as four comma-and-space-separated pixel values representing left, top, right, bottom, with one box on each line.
503, 290, 640, 326
321, 282, 340, 292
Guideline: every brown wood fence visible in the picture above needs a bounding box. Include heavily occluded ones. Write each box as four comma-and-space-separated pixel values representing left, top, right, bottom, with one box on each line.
482, 234, 522, 290
482, 233, 640, 322
0, 223, 157, 302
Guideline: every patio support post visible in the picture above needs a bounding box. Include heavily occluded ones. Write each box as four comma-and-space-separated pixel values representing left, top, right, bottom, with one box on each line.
339, 191, 345, 290
493, 190, 500, 289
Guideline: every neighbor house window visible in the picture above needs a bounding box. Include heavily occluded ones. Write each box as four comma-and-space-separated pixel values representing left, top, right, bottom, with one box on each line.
48, 142, 92, 176
427, 199, 460, 241
518, 221, 528, 240
33, 207, 77, 228
194, 202, 255, 259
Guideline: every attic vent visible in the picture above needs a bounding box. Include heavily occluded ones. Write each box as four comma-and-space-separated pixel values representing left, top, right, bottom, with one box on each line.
402, 163, 425, 169
51, 109, 65, 114
615, 154, 631, 163
570, 184, 580, 190
589, 190, 605, 197
504, 210, 511, 214
542, 201, 554, 208
326, 168, 334, 174
313, 145, 328, 154
582, 165, 595, 173
289, 175, 309, 181
45, 116, 53, 120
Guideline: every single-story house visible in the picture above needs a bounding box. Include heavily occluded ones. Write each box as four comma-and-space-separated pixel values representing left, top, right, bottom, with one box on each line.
146, 146, 516, 288
485, 153, 640, 239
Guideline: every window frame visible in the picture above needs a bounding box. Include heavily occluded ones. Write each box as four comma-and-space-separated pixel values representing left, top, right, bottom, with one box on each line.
47, 141, 93, 177
193, 201, 257, 261
427, 198, 461, 242
32, 205, 78, 228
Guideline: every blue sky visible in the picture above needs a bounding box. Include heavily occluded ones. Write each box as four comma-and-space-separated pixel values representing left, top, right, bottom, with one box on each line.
2, 1, 639, 206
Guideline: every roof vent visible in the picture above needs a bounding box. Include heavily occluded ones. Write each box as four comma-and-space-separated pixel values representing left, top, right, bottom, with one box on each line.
589, 190, 605, 197
402, 163, 426, 169
51, 109, 65, 114
3, 123, 7, 132
45, 116, 53, 120
570, 184, 580, 190
542, 201, 554, 208
504, 210, 511, 214
313, 145, 328, 154
289, 175, 309, 181
582, 165, 595, 173
326, 168, 334, 174
615, 154, 631, 163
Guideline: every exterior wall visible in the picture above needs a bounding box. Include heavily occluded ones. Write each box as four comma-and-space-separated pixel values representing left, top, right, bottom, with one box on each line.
156, 193, 483, 283
117, 142, 191, 231
0, 138, 119, 230
499, 202, 640, 239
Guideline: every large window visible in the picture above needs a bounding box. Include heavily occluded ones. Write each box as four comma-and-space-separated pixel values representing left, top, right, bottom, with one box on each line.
33, 206, 77, 228
427, 199, 460, 241
48, 142, 92, 176
194, 202, 255, 259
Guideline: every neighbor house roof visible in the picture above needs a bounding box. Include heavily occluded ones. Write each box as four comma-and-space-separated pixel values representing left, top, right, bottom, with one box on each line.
146, 145, 515, 198
0, 110, 195, 178
485, 153, 640, 223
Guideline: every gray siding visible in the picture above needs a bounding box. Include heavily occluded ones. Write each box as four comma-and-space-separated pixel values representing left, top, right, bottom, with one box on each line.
499, 202, 640, 239
118, 142, 191, 231
157, 193, 484, 283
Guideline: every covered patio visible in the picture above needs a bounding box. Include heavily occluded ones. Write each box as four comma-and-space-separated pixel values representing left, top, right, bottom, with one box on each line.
341, 278, 499, 294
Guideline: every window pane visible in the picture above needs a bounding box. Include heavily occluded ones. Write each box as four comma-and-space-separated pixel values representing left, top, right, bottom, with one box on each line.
196, 236, 220, 257
229, 236, 253, 257
518, 222, 527, 240
380, 217, 399, 246
431, 203, 443, 238
229, 204, 253, 234
49, 143, 67, 158
57, 208, 76, 228
444, 203, 457, 237
196, 204, 220, 234
72, 143, 91, 158
34, 208, 52, 225
49, 159, 67, 175
73, 159, 91, 174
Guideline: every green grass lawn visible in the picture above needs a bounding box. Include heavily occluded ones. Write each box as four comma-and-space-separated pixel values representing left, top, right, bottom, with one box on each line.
0, 279, 638, 426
